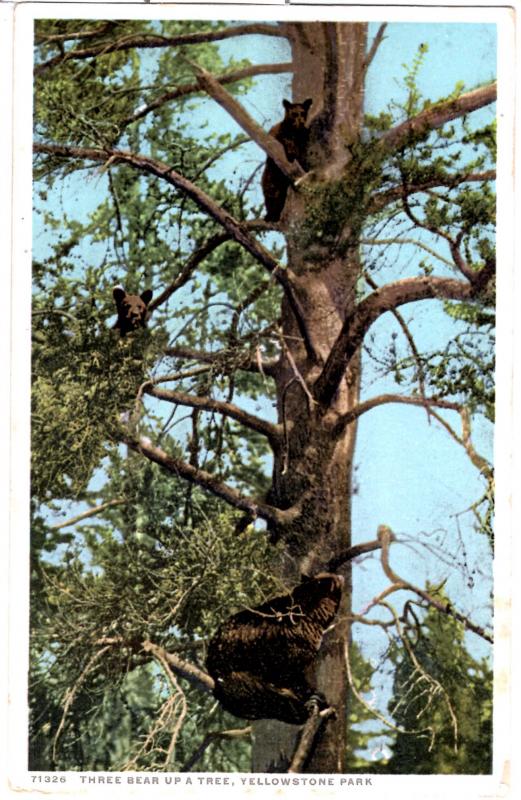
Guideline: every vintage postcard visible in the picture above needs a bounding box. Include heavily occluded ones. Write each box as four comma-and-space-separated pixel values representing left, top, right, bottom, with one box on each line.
3, 1, 516, 798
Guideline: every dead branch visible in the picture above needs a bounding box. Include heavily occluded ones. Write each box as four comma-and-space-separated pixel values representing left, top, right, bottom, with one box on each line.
142, 640, 215, 694
343, 635, 435, 747
376, 526, 493, 643
288, 706, 336, 773
428, 406, 493, 480
181, 727, 252, 772
365, 271, 431, 421
53, 645, 111, 763
326, 537, 384, 573
332, 393, 461, 435
51, 498, 125, 530
364, 23, 388, 71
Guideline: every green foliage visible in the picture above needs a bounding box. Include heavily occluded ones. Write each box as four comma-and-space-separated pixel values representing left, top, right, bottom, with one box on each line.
385, 596, 493, 774
30, 503, 284, 771
31, 300, 162, 500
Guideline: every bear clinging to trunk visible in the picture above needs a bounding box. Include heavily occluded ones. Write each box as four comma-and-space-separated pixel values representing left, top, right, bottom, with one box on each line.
261, 98, 312, 223
112, 286, 153, 337
206, 573, 343, 724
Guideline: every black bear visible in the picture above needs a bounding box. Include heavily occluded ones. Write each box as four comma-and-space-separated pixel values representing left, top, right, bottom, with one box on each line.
206, 573, 343, 724
112, 286, 153, 337
261, 98, 312, 223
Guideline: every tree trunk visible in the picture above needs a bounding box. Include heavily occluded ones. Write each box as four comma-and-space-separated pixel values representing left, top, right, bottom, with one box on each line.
252, 22, 367, 773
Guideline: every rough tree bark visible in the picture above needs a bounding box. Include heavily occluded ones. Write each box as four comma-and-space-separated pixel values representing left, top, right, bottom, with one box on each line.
251, 23, 368, 773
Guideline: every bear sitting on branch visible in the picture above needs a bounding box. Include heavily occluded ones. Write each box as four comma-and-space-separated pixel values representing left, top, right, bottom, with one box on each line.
206, 573, 343, 725
261, 98, 312, 223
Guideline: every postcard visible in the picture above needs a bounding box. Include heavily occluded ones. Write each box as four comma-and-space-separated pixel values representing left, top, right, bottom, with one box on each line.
3, 1, 516, 798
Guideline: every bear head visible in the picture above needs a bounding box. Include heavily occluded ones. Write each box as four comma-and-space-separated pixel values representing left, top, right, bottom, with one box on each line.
113, 286, 153, 337
282, 98, 312, 129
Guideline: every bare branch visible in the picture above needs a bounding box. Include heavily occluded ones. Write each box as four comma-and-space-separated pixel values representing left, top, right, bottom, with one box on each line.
120, 62, 293, 129
288, 706, 336, 773
122, 434, 297, 529
326, 537, 384, 573
35, 24, 287, 75
142, 640, 214, 693
34, 142, 319, 364
51, 498, 125, 530
377, 526, 493, 643
364, 23, 387, 71
144, 385, 282, 445
190, 62, 304, 182
428, 407, 493, 480
365, 271, 431, 421
381, 83, 497, 152
313, 275, 476, 408
332, 394, 461, 435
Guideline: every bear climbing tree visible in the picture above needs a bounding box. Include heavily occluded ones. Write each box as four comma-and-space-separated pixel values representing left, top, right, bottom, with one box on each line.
261, 98, 312, 222
206, 574, 344, 725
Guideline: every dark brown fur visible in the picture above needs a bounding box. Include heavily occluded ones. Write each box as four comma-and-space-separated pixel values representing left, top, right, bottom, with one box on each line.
261, 98, 312, 223
206, 573, 343, 724
112, 287, 153, 337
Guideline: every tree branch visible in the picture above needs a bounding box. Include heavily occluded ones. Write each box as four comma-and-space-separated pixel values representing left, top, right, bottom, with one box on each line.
34, 142, 319, 363
376, 526, 493, 643
313, 275, 477, 408
35, 23, 287, 75
51, 498, 125, 530
149, 221, 278, 313
332, 394, 461, 436
288, 706, 336, 773
120, 63, 293, 129
190, 62, 304, 182
326, 537, 384, 573
181, 727, 252, 772
364, 23, 387, 71
369, 169, 496, 215
165, 344, 279, 378
144, 385, 282, 445
122, 434, 297, 528
142, 640, 214, 693
381, 83, 497, 152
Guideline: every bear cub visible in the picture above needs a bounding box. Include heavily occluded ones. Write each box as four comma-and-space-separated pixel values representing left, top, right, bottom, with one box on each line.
261, 98, 312, 223
112, 286, 153, 337
206, 572, 343, 725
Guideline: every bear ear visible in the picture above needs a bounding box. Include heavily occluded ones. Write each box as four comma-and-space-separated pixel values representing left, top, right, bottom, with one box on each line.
140, 289, 153, 305
303, 98, 312, 111
113, 286, 126, 304
282, 99, 291, 111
